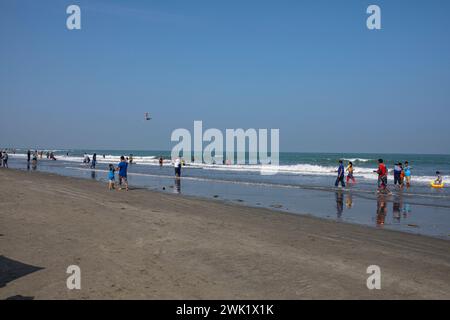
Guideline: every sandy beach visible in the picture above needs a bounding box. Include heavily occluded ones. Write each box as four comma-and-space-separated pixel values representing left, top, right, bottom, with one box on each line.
0, 168, 449, 299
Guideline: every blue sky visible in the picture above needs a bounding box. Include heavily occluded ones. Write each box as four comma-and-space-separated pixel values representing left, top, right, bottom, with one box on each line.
1, 0, 449, 153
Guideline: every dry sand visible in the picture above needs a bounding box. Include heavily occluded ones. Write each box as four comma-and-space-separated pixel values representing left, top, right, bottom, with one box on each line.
0, 169, 449, 299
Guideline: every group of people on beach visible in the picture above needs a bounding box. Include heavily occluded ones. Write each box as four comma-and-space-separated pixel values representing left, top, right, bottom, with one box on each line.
107, 156, 129, 191
336, 158, 443, 192
335, 159, 415, 192
26, 149, 57, 162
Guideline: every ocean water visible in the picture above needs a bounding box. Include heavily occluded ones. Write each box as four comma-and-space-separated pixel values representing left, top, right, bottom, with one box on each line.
11, 149, 450, 189
5, 149, 450, 239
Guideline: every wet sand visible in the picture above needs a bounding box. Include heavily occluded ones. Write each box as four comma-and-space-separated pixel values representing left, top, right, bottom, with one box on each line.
0, 169, 449, 299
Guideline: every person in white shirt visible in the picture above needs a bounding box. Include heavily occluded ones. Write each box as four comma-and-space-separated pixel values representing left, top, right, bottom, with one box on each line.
174, 158, 181, 178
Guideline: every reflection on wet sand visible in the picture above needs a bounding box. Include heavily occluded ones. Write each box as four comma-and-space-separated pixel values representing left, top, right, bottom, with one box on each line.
174, 178, 181, 194
403, 202, 412, 218
346, 192, 353, 209
91, 170, 96, 180
393, 193, 403, 223
335, 190, 344, 219
376, 194, 388, 227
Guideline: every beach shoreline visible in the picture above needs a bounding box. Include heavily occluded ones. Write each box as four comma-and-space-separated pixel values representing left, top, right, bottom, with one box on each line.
1, 168, 449, 299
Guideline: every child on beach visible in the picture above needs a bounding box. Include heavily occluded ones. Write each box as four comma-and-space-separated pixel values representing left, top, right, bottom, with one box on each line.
117, 156, 129, 191
346, 161, 356, 184
335, 160, 346, 188
404, 161, 412, 188
434, 171, 443, 185
108, 164, 115, 190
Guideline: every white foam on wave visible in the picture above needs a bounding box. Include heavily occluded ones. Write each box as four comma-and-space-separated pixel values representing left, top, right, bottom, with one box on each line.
343, 158, 374, 163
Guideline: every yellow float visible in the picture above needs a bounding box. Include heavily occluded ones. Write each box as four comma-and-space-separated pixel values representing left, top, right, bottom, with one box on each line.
430, 182, 444, 188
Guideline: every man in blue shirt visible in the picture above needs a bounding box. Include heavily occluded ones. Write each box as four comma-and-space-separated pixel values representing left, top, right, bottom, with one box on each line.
117, 156, 129, 191
335, 160, 346, 188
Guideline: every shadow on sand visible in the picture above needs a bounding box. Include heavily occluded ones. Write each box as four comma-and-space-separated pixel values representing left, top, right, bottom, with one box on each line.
0, 255, 44, 288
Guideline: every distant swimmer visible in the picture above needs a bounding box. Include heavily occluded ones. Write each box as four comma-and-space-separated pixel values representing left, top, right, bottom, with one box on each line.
346, 161, 356, 184
335, 160, 346, 188
159, 156, 163, 167
129, 154, 133, 164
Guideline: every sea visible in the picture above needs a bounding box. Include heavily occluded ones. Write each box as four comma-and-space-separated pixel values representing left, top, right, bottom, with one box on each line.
5, 149, 450, 239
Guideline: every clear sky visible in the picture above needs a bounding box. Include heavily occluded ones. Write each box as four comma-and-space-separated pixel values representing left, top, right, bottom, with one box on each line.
1, 0, 449, 153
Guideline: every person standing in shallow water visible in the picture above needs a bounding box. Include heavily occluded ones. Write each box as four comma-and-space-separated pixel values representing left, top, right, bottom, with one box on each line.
375, 159, 390, 193
346, 161, 356, 184
394, 162, 403, 187
174, 158, 182, 179
404, 161, 412, 188
335, 160, 346, 188
91, 153, 97, 169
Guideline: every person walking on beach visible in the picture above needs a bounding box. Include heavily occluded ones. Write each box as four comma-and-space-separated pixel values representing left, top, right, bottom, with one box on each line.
116, 156, 129, 191
375, 159, 390, 193
174, 157, 182, 179
91, 153, 97, 169
346, 161, 356, 184
335, 160, 346, 188
404, 161, 412, 188
27, 150, 31, 162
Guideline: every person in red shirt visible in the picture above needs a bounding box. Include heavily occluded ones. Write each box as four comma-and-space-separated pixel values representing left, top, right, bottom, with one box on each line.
374, 159, 390, 193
